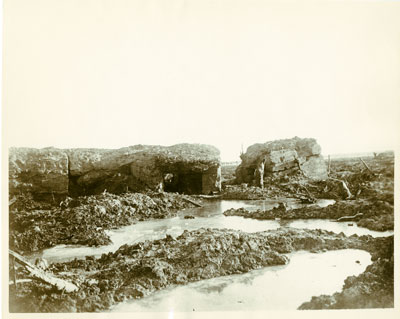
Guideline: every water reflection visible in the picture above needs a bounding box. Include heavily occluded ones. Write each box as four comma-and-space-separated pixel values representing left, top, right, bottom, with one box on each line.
109, 249, 371, 312
27, 199, 392, 264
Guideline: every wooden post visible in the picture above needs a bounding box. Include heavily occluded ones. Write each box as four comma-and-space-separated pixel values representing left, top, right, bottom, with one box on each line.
255, 159, 265, 189
329, 177, 353, 199
328, 155, 331, 175
359, 158, 373, 174
11, 256, 17, 291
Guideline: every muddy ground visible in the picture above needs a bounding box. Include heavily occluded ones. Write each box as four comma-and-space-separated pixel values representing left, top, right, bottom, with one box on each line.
9, 191, 200, 253
299, 233, 394, 309
220, 153, 395, 309
9, 228, 392, 312
224, 199, 393, 231
8, 154, 394, 311
222, 154, 394, 231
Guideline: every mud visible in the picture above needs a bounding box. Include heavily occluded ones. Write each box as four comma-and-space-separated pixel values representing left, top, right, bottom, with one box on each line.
9, 191, 199, 253
224, 199, 393, 232
299, 235, 394, 309
9, 227, 389, 313
8, 153, 394, 312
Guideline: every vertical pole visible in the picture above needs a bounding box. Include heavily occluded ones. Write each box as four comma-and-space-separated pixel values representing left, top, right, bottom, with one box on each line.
256, 160, 265, 189
12, 256, 18, 291
328, 155, 331, 175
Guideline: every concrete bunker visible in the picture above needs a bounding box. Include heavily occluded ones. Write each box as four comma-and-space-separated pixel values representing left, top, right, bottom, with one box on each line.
235, 137, 328, 187
9, 143, 222, 199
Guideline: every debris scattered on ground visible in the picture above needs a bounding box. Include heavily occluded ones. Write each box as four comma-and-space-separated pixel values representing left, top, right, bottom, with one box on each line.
221, 153, 394, 204
8, 144, 394, 312
9, 191, 199, 253
9, 227, 391, 312
223, 199, 393, 232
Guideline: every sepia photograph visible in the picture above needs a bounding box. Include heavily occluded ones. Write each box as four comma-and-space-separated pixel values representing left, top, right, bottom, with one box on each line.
2, 0, 399, 317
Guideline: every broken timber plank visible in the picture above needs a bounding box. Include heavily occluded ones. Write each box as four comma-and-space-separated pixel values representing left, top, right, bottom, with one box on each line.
9, 250, 78, 293
9, 279, 32, 285
359, 158, 374, 174
9, 197, 17, 206
337, 213, 363, 222
183, 197, 202, 207
195, 194, 222, 199
329, 177, 353, 199
11, 256, 17, 290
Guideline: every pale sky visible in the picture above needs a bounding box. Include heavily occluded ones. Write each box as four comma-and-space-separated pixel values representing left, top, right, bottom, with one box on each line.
3, 0, 400, 161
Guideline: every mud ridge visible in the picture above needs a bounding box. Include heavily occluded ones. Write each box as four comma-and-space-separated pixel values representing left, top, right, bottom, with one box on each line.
9, 191, 198, 253
299, 235, 394, 309
9, 228, 391, 312
224, 199, 393, 232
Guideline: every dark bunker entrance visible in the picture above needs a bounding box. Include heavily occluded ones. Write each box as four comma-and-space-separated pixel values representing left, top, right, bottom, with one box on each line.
163, 171, 203, 195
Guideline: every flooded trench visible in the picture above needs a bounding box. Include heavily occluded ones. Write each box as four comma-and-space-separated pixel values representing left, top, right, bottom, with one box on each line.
28, 199, 393, 263
109, 249, 371, 311
26, 199, 392, 311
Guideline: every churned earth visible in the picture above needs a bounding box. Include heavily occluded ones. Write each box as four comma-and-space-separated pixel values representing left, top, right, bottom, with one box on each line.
9, 191, 199, 253
223, 199, 393, 232
9, 227, 392, 312
9, 153, 394, 312
220, 152, 395, 310
298, 233, 394, 309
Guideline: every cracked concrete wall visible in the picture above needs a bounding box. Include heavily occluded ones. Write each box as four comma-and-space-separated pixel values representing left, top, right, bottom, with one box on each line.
9, 144, 222, 198
235, 137, 328, 186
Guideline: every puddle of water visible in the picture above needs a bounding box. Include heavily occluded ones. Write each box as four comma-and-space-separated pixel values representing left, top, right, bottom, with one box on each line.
27, 199, 392, 263
286, 219, 394, 237
109, 249, 371, 312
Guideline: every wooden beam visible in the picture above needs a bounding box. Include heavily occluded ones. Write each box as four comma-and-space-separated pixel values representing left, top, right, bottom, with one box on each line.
183, 197, 202, 207
11, 256, 17, 290
9, 197, 17, 206
9, 279, 32, 285
328, 155, 331, 175
337, 213, 363, 222
9, 250, 78, 293
329, 177, 353, 199
359, 158, 373, 174
196, 194, 222, 199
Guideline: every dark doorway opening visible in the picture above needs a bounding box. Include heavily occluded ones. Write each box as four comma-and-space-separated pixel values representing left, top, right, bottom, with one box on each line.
163, 172, 202, 194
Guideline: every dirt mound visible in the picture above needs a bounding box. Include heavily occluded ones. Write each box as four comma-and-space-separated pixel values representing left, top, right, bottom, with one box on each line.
9, 191, 198, 253
224, 199, 393, 231
9, 227, 380, 313
299, 236, 393, 309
